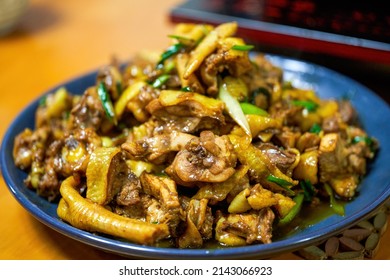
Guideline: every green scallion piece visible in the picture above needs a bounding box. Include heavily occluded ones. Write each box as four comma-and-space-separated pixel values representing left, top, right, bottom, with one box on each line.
181, 86, 192, 92
97, 82, 117, 125
231, 44, 254, 51
309, 123, 322, 134
324, 183, 345, 216
352, 135, 373, 146
291, 100, 318, 112
39, 95, 47, 107
151, 74, 170, 88
300, 180, 316, 201
278, 193, 305, 225
239, 102, 268, 116
266, 174, 295, 195
168, 34, 194, 46
157, 43, 184, 69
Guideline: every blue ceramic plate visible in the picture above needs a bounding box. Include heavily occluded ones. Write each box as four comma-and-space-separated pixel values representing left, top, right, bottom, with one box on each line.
2, 55, 390, 259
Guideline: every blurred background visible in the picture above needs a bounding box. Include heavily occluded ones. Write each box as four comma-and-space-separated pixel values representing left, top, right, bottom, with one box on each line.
170, 0, 390, 103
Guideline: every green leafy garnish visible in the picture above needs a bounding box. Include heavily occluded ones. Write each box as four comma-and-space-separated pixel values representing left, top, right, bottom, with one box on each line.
181, 86, 192, 92
39, 95, 47, 107
352, 135, 373, 146
157, 43, 184, 69
239, 102, 268, 116
266, 174, 295, 195
278, 193, 305, 225
168, 34, 195, 46
300, 180, 316, 201
231, 44, 254, 51
151, 74, 170, 88
309, 123, 322, 134
324, 183, 345, 216
97, 82, 117, 125
291, 100, 318, 112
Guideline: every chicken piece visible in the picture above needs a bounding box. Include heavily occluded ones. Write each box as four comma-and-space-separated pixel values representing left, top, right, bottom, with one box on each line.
115, 172, 142, 206
58, 176, 170, 245
296, 132, 321, 152
177, 198, 213, 248
338, 100, 357, 124
122, 130, 196, 164
146, 90, 225, 122
273, 126, 301, 149
140, 172, 184, 236
255, 142, 298, 175
165, 131, 237, 186
146, 90, 227, 134
215, 208, 275, 246
13, 127, 49, 171
68, 87, 106, 131
183, 22, 238, 79
322, 114, 346, 133
194, 165, 250, 205
51, 128, 102, 177
318, 133, 347, 183
176, 53, 205, 94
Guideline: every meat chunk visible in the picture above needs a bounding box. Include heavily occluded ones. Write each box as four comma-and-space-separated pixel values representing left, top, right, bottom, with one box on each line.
13, 127, 49, 171
115, 172, 142, 206
146, 90, 226, 133
200, 37, 253, 95
165, 131, 237, 186
140, 172, 184, 236
215, 208, 275, 246
338, 100, 357, 124
296, 132, 321, 152
255, 142, 297, 175
68, 87, 106, 131
318, 133, 347, 183
122, 130, 196, 164
177, 198, 214, 248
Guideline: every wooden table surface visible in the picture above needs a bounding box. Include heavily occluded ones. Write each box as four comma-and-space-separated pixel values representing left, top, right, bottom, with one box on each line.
1, 0, 389, 260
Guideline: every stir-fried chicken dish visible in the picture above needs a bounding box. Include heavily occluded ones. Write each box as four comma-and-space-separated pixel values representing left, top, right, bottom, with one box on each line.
13, 22, 378, 248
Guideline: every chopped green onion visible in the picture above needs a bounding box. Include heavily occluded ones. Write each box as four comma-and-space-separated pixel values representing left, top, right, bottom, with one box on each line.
352, 135, 373, 146
157, 43, 184, 69
278, 193, 305, 225
352, 135, 376, 153
97, 82, 117, 125
300, 180, 316, 201
266, 174, 295, 195
324, 183, 345, 216
181, 86, 192, 92
309, 123, 322, 134
39, 95, 47, 107
163, 60, 176, 74
168, 34, 194, 46
291, 100, 318, 112
239, 102, 268, 116
151, 74, 170, 88
218, 81, 251, 137
116, 81, 122, 96
231, 44, 254, 51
